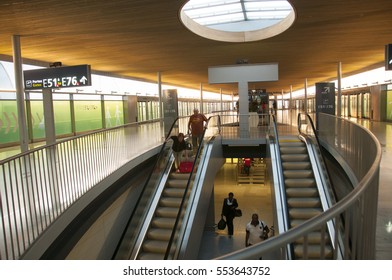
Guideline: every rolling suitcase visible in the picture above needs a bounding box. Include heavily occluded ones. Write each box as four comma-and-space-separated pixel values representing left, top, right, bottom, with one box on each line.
179, 161, 193, 173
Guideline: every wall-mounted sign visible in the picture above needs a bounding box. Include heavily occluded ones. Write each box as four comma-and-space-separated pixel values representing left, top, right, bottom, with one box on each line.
24, 64, 91, 89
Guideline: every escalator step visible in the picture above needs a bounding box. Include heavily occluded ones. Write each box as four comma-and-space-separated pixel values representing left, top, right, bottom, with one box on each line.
285, 178, 316, 188
160, 197, 182, 207
147, 228, 172, 241
294, 232, 330, 244
151, 217, 176, 229
156, 207, 179, 218
163, 188, 186, 198
289, 208, 322, 219
280, 147, 307, 154
138, 252, 165, 260
282, 162, 311, 170
286, 188, 318, 198
293, 244, 333, 259
284, 170, 313, 178
287, 197, 321, 208
142, 240, 167, 254
167, 180, 188, 188
281, 154, 309, 162
279, 141, 303, 147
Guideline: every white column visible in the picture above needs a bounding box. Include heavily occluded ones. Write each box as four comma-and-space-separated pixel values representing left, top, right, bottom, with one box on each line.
337, 62, 342, 117
238, 81, 249, 137
12, 35, 29, 152
304, 78, 308, 113
157, 71, 163, 120
42, 88, 56, 144
200, 83, 203, 113
220, 88, 223, 111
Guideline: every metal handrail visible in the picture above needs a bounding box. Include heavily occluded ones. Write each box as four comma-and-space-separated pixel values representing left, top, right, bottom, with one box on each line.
217, 113, 381, 260
0, 120, 164, 260
267, 113, 292, 259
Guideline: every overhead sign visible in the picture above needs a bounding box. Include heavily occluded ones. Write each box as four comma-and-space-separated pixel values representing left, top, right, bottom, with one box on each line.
24, 64, 91, 89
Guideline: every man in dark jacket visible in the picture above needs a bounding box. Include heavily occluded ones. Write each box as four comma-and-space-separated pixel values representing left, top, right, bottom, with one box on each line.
221, 192, 238, 237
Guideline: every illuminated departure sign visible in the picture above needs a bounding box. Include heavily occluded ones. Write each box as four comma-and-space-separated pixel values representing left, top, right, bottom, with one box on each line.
24, 64, 91, 89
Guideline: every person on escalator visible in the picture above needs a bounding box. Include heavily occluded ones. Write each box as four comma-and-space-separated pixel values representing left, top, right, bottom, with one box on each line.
170, 132, 187, 172
188, 108, 207, 155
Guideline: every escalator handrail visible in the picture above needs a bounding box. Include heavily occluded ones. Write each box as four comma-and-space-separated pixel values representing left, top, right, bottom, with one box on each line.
267, 114, 292, 259
297, 113, 341, 257
297, 113, 337, 203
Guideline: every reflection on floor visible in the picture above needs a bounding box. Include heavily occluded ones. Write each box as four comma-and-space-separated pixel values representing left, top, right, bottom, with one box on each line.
198, 158, 275, 259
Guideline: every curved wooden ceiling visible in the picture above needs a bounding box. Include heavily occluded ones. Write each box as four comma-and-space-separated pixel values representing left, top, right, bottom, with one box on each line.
1, 0, 392, 95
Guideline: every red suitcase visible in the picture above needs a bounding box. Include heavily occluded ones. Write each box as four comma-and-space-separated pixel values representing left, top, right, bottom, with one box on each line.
179, 161, 193, 173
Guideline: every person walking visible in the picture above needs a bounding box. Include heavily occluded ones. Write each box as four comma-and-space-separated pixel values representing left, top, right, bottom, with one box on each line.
221, 192, 238, 237
245, 213, 270, 247
188, 108, 207, 155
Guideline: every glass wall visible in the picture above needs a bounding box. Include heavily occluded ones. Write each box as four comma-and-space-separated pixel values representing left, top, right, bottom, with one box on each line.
363, 93, 370, 118
350, 94, 357, 117
74, 100, 102, 132
386, 90, 392, 121
0, 95, 19, 145
105, 100, 124, 128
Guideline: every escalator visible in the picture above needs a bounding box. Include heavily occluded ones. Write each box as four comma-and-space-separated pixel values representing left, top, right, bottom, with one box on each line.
279, 137, 333, 259
113, 115, 223, 260
136, 167, 197, 259
269, 113, 337, 259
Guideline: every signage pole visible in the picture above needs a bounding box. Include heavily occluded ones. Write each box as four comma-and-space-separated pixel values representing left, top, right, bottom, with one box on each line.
200, 83, 203, 114
157, 71, 163, 122
12, 35, 29, 152
42, 88, 56, 144
304, 78, 308, 113
220, 88, 223, 111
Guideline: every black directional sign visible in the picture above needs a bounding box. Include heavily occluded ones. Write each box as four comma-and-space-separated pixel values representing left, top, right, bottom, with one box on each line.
24, 64, 92, 89
386, 44, 392, 71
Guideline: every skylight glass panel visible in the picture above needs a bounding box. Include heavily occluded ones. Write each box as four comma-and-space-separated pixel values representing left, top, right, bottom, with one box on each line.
244, 1, 293, 11
180, 0, 295, 42
184, 3, 243, 20
247, 10, 291, 20
196, 13, 245, 26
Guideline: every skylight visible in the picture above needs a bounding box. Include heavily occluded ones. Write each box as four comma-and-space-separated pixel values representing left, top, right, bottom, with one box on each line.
180, 0, 295, 42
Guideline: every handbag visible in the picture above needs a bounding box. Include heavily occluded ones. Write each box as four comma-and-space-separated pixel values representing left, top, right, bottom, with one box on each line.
217, 218, 226, 230
234, 209, 242, 217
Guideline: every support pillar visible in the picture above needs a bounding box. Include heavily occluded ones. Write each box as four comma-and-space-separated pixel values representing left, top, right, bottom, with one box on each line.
337, 62, 342, 117
12, 35, 29, 152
